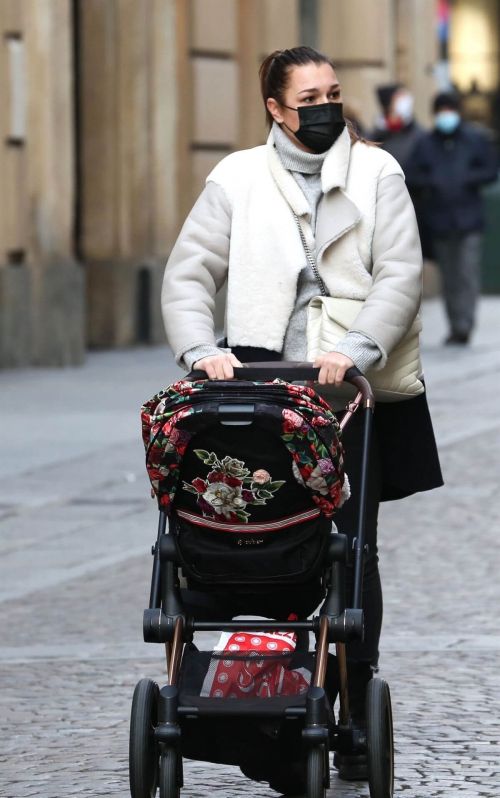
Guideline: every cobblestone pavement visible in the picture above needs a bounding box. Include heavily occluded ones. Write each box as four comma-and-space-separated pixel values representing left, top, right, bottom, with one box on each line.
1, 298, 499, 797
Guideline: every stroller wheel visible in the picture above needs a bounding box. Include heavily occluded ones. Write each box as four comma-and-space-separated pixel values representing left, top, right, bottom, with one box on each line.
366, 678, 394, 798
306, 745, 327, 798
129, 678, 159, 798
159, 748, 181, 798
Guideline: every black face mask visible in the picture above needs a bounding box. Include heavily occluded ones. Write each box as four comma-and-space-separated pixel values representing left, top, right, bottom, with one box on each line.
283, 102, 345, 153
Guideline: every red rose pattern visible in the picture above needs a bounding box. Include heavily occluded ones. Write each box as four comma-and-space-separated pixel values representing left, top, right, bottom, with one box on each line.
141, 378, 346, 519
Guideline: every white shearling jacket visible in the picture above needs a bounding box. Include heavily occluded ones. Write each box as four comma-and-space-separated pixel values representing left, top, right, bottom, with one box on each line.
162, 126, 423, 367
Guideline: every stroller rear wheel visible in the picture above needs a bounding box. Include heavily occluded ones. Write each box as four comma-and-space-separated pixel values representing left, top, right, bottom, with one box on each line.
366, 678, 394, 798
306, 745, 328, 798
129, 678, 159, 798
159, 747, 181, 798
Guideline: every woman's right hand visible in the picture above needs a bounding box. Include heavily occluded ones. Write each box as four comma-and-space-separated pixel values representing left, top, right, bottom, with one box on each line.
193, 353, 243, 380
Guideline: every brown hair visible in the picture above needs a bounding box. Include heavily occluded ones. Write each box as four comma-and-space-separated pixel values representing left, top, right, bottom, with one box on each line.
259, 46, 363, 144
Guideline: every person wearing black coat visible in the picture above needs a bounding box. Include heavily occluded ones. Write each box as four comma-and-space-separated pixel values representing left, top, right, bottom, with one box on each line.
406, 92, 498, 344
371, 83, 424, 171
370, 83, 431, 257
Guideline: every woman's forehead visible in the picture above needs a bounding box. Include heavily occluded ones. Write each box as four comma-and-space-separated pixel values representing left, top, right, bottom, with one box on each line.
287, 62, 339, 92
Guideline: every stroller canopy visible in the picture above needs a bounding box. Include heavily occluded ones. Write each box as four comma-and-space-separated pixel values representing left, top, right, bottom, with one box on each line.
141, 379, 348, 521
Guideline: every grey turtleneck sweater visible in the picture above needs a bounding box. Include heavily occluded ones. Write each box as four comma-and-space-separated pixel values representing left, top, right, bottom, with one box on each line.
182, 123, 381, 372
273, 123, 380, 369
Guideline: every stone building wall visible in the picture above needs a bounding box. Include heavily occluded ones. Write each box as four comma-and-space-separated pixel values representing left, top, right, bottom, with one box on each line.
0, 0, 84, 367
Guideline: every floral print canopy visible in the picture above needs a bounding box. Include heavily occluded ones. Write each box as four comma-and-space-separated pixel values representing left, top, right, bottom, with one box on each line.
141, 379, 349, 521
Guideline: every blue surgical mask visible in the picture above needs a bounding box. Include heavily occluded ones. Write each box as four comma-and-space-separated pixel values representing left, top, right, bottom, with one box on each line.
435, 110, 460, 135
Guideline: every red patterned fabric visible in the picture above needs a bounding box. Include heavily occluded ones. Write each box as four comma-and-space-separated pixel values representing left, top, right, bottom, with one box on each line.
200, 630, 311, 699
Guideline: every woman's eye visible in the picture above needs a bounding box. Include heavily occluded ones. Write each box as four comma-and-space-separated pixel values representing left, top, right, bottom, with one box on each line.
301, 96, 314, 104
329, 91, 341, 100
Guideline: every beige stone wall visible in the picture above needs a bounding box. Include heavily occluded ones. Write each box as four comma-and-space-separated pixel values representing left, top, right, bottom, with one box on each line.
79, 0, 178, 347
0, 0, 84, 367
0, 0, 27, 265
181, 0, 300, 211
395, 0, 438, 127
318, 0, 437, 131
0, 0, 74, 267
318, 0, 395, 130
79, 0, 177, 261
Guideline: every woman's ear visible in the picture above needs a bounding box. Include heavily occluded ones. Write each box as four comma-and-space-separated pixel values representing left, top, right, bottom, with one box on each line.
266, 97, 283, 124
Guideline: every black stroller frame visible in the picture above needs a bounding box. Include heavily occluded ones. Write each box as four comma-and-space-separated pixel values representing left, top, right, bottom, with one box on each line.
130, 365, 394, 798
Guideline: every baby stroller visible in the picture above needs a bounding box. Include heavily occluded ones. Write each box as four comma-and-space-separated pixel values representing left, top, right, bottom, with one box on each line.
129, 363, 394, 798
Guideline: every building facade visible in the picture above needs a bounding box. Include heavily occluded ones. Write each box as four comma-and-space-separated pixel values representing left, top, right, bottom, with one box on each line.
1, 0, 442, 367
0, 0, 83, 367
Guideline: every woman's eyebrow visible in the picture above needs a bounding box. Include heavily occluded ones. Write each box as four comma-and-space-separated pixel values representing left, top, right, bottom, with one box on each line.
297, 83, 340, 95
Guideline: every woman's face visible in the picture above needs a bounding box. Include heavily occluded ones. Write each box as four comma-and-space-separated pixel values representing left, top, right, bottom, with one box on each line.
267, 62, 342, 151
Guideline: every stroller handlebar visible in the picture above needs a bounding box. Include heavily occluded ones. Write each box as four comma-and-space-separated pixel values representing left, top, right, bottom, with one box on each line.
186, 362, 375, 405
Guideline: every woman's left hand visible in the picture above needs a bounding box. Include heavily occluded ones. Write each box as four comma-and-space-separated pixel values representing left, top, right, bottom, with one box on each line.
313, 352, 354, 386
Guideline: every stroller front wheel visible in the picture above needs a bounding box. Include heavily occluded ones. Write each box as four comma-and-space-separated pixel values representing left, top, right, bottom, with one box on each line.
129, 678, 159, 798
306, 745, 327, 798
159, 747, 181, 798
366, 677, 394, 798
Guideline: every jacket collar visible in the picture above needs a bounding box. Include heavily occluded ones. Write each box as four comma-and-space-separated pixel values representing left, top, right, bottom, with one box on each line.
321, 125, 352, 192
315, 190, 361, 261
268, 125, 352, 197
267, 126, 361, 257
267, 130, 311, 217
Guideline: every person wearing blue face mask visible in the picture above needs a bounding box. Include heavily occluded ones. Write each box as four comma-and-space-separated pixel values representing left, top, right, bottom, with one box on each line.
406, 92, 498, 344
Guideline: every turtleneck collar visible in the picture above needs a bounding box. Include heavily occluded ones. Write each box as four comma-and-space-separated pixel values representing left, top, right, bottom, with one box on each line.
272, 121, 327, 175
266, 124, 353, 218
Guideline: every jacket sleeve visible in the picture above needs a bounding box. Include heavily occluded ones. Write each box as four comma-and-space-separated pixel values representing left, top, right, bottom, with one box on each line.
161, 181, 231, 365
466, 133, 498, 187
350, 174, 423, 366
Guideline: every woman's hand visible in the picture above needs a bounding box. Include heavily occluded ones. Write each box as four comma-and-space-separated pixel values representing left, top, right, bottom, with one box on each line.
193, 353, 243, 380
313, 352, 354, 386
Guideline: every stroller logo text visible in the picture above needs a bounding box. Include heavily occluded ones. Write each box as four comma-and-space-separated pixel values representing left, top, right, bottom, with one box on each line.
237, 537, 264, 546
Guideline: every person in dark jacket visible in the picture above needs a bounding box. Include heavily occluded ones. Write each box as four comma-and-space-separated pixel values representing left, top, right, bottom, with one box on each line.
370, 83, 431, 255
371, 83, 424, 170
406, 91, 498, 344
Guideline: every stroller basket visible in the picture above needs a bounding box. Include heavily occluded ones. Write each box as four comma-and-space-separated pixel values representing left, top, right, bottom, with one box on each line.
179, 643, 339, 711
177, 643, 338, 772
180, 649, 312, 707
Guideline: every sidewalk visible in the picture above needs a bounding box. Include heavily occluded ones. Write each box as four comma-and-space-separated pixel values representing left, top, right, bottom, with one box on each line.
1, 296, 499, 797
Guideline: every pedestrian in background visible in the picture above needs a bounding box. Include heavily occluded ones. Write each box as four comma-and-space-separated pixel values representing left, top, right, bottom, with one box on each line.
370, 83, 432, 258
406, 91, 498, 344
370, 83, 424, 172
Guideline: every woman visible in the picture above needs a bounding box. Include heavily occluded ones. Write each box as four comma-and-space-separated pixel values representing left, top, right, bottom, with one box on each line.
162, 46, 442, 782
